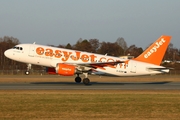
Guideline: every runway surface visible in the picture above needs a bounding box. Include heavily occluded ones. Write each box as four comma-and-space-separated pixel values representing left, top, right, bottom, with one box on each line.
0, 75, 180, 90
0, 81, 180, 90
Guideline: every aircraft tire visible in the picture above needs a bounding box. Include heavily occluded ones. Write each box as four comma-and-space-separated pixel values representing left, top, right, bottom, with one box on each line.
83, 78, 90, 85
75, 76, 82, 83
25, 71, 30, 75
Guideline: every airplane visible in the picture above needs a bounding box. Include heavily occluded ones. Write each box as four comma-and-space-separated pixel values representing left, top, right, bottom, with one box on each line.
4, 35, 171, 85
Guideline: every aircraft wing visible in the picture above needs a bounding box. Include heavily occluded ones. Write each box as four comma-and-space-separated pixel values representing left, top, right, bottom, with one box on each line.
75, 61, 125, 70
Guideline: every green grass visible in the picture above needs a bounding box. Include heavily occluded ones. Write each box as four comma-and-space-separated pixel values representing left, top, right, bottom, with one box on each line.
0, 90, 180, 120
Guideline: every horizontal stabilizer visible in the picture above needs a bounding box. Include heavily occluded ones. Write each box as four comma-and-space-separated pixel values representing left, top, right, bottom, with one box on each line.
147, 67, 171, 73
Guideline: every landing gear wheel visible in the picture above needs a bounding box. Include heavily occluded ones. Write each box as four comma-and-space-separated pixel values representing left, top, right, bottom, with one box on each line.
83, 78, 90, 85
25, 71, 30, 75
75, 77, 82, 83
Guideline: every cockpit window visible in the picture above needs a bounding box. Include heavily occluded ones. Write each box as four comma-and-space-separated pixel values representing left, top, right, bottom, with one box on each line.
13, 46, 23, 50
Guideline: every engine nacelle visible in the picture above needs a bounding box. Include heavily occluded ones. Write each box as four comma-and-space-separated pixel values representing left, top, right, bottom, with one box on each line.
55, 63, 76, 76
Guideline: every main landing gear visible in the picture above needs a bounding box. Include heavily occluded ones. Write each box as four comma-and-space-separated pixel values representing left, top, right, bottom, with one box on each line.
75, 74, 82, 83
75, 73, 90, 85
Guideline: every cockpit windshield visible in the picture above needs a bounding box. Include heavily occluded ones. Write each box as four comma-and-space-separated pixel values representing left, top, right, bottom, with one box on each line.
13, 46, 23, 50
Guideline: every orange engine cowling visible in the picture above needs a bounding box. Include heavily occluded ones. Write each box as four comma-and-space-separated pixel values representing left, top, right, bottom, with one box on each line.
55, 63, 75, 76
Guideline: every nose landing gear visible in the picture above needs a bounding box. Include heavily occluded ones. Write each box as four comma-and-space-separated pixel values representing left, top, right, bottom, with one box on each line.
25, 64, 31, 75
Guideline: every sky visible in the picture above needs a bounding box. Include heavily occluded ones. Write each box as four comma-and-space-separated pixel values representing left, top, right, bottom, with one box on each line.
0, 0, 180, 49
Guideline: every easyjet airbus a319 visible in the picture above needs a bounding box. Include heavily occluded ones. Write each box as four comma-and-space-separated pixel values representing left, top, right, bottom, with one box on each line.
4, 35, 171, 85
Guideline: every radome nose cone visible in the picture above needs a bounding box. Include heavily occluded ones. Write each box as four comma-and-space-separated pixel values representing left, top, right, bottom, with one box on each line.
4, 50, 7, 57
4, 50, 10, 58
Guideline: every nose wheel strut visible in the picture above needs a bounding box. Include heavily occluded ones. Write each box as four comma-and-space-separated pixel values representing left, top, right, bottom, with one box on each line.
25, 64, 31, 75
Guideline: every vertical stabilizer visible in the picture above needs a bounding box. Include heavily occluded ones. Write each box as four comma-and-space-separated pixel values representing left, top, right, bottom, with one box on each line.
134, 35, 171, 65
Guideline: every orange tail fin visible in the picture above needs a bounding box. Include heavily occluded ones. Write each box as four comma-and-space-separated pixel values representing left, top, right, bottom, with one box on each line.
134, 35, 171, 65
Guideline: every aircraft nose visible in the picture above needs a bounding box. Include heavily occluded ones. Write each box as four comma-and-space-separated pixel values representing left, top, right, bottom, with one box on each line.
4, 49, 11, 58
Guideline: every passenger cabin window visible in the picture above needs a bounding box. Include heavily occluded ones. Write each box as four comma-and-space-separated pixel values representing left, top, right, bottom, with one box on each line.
13, 46, 23, 50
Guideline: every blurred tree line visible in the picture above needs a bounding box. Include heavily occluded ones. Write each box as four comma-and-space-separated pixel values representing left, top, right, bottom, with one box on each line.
1, 36, 180, 71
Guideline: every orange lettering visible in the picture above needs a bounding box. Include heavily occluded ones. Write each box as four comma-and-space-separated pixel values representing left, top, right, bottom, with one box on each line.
54, 50, 62, 58
81, 54, 89, 62
107, 58, 114, 62
99, 57, 106, 62
36, 47, 44, 55
89, 54, 97, 62
119, 63, 123, 68
71, 51, 81, 61
62, 51, 72, 61
45, 48, 53, 57
124, 60, 129, 69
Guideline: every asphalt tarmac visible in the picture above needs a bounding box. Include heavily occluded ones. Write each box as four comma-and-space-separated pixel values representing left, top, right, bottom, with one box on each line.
0, 81, 180, 90
0, 75, 180, 90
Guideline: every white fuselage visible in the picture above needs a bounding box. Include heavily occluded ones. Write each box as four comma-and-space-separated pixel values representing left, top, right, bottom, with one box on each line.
4, 44, 168, 76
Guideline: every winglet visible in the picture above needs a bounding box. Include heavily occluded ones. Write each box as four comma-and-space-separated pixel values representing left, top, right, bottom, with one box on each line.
134, 35, 171, 65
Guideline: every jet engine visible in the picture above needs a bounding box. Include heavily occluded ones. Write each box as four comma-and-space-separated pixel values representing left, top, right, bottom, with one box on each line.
55, 63, 76, 76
